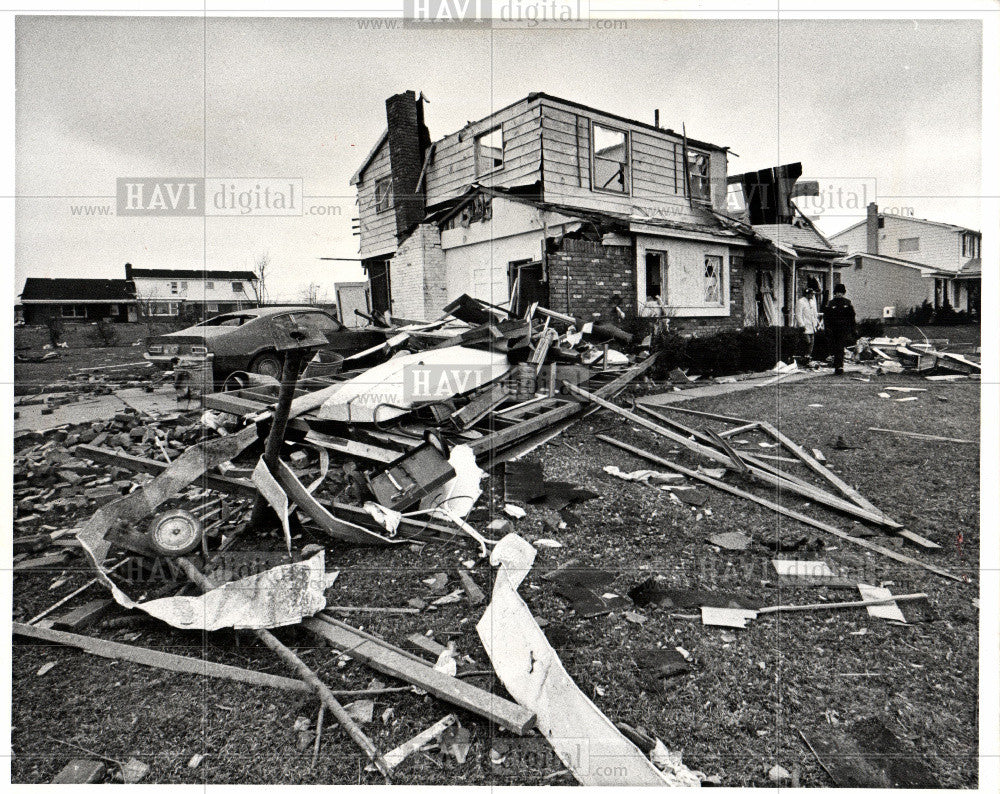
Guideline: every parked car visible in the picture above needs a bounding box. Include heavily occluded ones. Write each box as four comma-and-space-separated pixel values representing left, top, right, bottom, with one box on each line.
144, 306, 388, 381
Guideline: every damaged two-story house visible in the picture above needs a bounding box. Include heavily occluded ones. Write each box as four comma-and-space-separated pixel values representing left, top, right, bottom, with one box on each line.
352, 91, 846, 332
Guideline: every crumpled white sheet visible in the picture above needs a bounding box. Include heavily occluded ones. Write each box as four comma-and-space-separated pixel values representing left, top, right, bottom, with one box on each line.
603, 464, 683, 485
101, 551, 335, 632
477, 534, 701, 786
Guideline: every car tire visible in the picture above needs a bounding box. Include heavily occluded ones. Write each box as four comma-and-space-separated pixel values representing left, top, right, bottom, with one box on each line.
250, 351, 284, 379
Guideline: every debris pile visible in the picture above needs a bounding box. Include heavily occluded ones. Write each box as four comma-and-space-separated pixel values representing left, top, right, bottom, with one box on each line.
12, 296, 972, 784
851, 335, 980, 377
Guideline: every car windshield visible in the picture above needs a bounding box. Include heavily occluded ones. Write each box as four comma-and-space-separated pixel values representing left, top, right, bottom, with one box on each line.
196, 314, 255, 327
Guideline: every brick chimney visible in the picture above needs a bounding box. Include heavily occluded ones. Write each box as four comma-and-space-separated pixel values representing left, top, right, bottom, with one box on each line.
385, 91, 431, 241
124, 262, 133, 279
866, 202, 879, 254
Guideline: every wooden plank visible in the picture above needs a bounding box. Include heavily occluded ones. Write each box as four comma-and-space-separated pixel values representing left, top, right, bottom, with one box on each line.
457, 569, 486, 605
450, 382, 509, 431
596, 435, 963, 583
569, 384, 899, 528
302, 617, 535, 734
642, 403, 752, 425
13, 621, 314, 694
305, 430, 401, 464
759, 421, 891, 521
381, 714, 457, 772
76, 444, 256, 498
469, 354, 657, 459
51, 600, 115, 631
868, 427, 976, 445
405, 633, 449, 660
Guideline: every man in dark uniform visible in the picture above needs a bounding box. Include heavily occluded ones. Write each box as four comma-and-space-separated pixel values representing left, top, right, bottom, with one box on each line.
823, 283, 857, 374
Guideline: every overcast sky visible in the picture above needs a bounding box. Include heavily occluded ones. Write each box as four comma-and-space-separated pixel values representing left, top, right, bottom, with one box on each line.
15, 16, 982, 300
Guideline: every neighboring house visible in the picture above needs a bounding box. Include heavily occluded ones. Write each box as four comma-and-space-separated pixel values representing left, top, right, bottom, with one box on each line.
829, 203, 981, 320
352, 90, 844, 331
18, 278, 137, 324
126, 263, 260, 317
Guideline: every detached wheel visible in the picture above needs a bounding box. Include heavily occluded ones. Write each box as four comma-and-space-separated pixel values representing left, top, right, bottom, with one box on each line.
250, 351, 283, 379
147, 509, 204, 557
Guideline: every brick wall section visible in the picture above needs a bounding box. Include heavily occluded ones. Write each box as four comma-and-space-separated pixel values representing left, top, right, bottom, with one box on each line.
385, 91, 427, 241
546, 238, 636, 323
546, 237, 746, 334
389, 223, 446, 321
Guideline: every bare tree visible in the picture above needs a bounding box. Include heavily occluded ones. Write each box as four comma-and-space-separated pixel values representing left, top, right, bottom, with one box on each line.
251, 251, 270, 306
300, 281, 323, 305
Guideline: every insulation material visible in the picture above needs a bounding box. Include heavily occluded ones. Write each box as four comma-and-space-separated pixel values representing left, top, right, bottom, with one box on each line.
106, 553, 334, 632
477, 534, 700, 786
314, 347, 510, 423
419, 444, 483, 519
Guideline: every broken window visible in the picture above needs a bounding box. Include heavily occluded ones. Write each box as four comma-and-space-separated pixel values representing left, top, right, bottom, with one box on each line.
644, 250, 666, 301
687, 151, 711, 203
475, 127, 504, 176
231, 282, 243, 293
374, 177, 393, 213
898, 237, 920, 253
592, 123, 629, 193
704, 255, 723, 304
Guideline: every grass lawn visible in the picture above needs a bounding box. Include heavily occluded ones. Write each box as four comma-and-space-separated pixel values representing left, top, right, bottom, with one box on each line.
11, 371, 979, 786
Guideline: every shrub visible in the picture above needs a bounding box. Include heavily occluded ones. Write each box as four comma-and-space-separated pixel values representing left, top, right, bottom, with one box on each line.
856, 318, 884, 338
651, 326, 805, 377
905, 300, 934, 325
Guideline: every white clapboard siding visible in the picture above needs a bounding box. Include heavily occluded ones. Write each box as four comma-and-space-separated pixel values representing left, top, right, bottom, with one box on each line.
424, 102, 543, 205
539, 99, 711, 222
357, 140, 398, 259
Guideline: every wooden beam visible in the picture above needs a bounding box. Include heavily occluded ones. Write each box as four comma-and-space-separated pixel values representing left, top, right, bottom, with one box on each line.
596, 435, 963, 583
868, 427, 976, 445
567, 383, 898, 528
304, 430, 401, 464
759, 421, 891, 521
76, 444, 256, 498
469, 354, 657, 459
640, 403, 751, 425
302, 617, 536, 734
13, 621, 312, 694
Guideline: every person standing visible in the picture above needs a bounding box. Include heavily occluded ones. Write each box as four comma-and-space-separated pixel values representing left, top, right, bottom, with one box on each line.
795, 286, 820, 361
823, 283, 857, 374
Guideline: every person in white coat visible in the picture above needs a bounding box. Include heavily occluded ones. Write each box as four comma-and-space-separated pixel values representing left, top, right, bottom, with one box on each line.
795, 286, 820, 360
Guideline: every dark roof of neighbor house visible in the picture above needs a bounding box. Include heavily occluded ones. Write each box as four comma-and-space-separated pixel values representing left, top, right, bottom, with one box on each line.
956, 258, 981, 278
20, 278, 136, 303
352, 92, 729, 185
128, 267, 257, 281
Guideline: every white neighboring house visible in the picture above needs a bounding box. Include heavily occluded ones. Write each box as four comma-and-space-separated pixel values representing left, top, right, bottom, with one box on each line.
829, 203, 981, 320
125, 263, 260, 317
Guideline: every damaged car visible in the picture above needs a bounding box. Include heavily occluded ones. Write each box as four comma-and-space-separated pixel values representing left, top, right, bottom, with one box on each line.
144, 305, 388, 382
